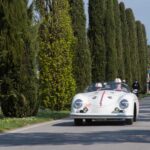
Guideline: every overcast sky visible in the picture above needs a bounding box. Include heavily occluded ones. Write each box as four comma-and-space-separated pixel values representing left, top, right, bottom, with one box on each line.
84, 0, 150, 44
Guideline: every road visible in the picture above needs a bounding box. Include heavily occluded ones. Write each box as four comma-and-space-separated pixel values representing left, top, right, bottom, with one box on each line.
0, 97, 150, 150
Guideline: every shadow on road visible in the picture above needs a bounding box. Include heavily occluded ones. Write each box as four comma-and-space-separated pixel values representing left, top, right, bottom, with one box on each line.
0, 129, 150, 147
53, 119, 127, 127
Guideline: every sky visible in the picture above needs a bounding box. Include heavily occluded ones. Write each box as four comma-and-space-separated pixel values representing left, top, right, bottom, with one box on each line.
119, 0, 150, 44
84, 0, 150, 44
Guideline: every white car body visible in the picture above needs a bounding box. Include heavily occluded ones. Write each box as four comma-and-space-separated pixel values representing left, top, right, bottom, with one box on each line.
70, 82, 139, 125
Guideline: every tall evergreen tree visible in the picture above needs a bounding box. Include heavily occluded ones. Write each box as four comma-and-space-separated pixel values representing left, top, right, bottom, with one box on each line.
113, 0, 125, 79
69, 0, 91, 92
88, 0, 106, 82
142, 24, 148, 72
37, 0, 76, 110
0, 0, 5, 105
148, 45, 150, 69
142, 24, 148, 91
105, 0, 117, 80
126, 8, 139, 84
0, 0, 39, 117
119, 2, 132, 85
136, 21, 146, 90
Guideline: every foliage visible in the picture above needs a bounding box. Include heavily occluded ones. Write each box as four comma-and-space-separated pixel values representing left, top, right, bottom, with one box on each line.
119, 2, 132, 86
0, 0, 39, 117
113, 0, 125, 79
88, 0, 107, 82
105, 0, 117, 80
88, 0, 148, 88
37, 0, 76, 110
126, 9, 139, 84
136, 21, 147, 92
147, 45, 150, 70
69, 0, 91, 92
142, 24, 148, 88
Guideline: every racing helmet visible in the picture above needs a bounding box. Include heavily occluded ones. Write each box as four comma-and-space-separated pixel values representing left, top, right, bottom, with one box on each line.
114, 78, 122, 83
122, 79, 126, 83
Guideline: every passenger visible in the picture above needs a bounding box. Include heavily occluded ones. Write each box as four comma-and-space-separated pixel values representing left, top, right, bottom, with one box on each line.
114, 78, 122, 91
95, 83, 102, 91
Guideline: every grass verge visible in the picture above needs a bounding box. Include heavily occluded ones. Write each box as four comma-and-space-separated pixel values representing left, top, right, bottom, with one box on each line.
0, 109, 69, 133
139, 93, 150, 99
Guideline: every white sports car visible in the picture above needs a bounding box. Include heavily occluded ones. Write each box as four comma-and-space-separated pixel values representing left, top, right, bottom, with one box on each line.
70, 81, 139, 125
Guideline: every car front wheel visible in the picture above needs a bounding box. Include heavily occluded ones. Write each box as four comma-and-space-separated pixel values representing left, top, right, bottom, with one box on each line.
126, 119, 133, 125
74, 119, 83, 126
133, 105, 137, 122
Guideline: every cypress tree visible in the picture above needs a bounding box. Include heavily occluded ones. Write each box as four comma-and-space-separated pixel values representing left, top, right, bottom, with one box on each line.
0, 0, 39, 117
142, 24, 148, 73
119, 2, 132, 85
38, 0, 76, 110
113, 0, 125, 79
126, 8, 139, 84
88, 0, 106, 82
136, 21, 146, 91
105, 0, 117, 80
148, 45, 150, 69
69, 0, 91, 92
142, 24, 148, 91
0, 1, 5, 105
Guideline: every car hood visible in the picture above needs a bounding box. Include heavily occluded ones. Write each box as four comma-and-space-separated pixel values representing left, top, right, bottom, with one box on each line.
75, 90, 126, 107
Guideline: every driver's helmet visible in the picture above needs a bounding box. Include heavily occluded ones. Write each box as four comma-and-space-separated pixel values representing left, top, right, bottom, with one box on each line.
114, 78, 122, 83
122, 79, 126, 83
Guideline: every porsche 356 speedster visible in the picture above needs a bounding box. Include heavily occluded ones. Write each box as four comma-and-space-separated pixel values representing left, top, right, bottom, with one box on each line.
70, 81, 139, 125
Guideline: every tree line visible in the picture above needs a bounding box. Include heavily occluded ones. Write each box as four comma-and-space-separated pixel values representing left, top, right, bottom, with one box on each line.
88, 0, 148, 89
0, 0, 149, 117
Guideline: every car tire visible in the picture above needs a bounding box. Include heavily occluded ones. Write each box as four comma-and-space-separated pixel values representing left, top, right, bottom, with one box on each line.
133, 116, 137, 122
74, 119, 83, 126
126, 119, 133, 125
133, 105, 137, 122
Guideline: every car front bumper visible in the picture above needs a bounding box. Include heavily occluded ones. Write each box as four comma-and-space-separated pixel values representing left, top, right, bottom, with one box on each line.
70, 113, 133, 120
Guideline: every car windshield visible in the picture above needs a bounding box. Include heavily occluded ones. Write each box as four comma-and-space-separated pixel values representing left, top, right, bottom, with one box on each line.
84, 81, 130, 93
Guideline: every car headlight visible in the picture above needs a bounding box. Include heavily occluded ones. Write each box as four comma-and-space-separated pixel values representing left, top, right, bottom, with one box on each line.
73, 99, 83, 109
119, 99, 129, 109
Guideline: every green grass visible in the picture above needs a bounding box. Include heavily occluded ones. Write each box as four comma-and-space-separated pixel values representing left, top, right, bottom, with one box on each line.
139, 93, 150, 99
0, 109, 69, 133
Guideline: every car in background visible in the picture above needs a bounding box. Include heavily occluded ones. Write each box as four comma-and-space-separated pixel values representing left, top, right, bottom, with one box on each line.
70, 81, 139, 125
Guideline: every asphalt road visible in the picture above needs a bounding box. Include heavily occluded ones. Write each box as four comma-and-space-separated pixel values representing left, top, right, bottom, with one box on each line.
0, 97, 150, 150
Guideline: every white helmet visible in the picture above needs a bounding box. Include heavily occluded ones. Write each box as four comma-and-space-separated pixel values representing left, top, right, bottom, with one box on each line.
95, 83, 102, 88
115, 78, 122, 83
122, 79, 126, 83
